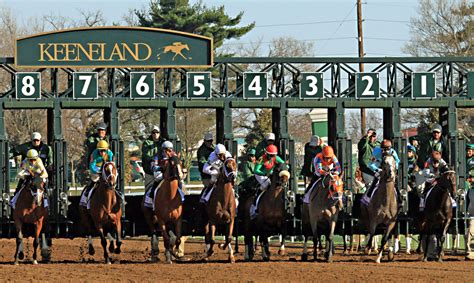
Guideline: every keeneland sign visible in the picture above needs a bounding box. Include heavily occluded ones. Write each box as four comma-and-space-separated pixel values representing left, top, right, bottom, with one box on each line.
16, 27, 213, 68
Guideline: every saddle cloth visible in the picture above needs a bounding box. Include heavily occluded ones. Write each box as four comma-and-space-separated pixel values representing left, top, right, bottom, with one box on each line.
10, 187, 48, 209
144, 181, 185, 211
303, 179, 322, 204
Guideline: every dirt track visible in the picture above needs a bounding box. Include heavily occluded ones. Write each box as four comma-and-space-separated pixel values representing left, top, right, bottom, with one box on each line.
0, 237, 473, 282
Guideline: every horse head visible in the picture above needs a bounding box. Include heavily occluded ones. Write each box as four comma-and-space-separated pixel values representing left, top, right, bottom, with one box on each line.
101, 162, 117, 188
438, 166, 456, 197
221, 158, 237, 185
271, 163, 290, 189
28, 177, 45, 207
381, 154, 397, 182
163, 157, 181, 181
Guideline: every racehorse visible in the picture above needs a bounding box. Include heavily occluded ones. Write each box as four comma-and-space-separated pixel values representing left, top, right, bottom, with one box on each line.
361, 154, 398, 263
418, 168, 456, 262
79, 162, 122, 264
142, 156, 183, 264
204, 158, 237, 263
12, 177, 49, 265
307, 173, 344, 262
243, 163, 290, 261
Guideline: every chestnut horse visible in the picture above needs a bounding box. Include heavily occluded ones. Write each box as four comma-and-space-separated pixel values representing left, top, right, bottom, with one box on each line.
204, 158, 237, 263
79, 162, 122, 264
12, 177, 49, 265
419, 168, 456, 262
142, 156, 183, 264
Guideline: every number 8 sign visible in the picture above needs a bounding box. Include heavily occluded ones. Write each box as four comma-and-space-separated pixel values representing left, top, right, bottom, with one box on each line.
16, 72, 41, 99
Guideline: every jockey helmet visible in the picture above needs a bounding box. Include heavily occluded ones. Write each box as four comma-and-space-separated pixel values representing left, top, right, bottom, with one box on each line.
26, 149, 39, 159
322, 145, 335, 159
265, 144, 278, 155
215, 144, 226, 155
381, 139, 392, 149
248, 148, 256, 156
265, 133, 275, 141
162, 141, 173, 150
432, 150, 442, 161
97, 140, 109, 150
407, 144, 416, 153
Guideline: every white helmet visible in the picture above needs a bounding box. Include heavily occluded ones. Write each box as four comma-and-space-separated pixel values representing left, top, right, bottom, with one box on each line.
265, 133, 275, 141
215, 144, 226, 155
162, 141, 173, 150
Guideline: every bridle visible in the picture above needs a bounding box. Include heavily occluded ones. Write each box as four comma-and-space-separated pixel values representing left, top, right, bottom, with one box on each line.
101, 162, 117, 188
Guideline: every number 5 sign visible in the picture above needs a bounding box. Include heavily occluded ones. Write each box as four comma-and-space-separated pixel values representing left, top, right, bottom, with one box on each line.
73, 72, 98, 99
355, 72, 380, 99
187, 72, 211, 99
16, 72, 41, 99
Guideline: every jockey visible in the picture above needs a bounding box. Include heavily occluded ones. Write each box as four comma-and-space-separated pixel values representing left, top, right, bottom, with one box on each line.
11, 149, 49, 209
200, 144, 232, 203
80, 140, 114, 207
303, 146, 341, 203
251, 144, 287, 214
362, 139, 400, 205
419, 150, 449, 210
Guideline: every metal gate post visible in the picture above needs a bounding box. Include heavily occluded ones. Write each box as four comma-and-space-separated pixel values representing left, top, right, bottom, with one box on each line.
160, 101, 177, 142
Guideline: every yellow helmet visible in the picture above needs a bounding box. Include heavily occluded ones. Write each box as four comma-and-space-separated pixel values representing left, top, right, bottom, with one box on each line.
97, 140, 109, 150
26, 149, 39, 159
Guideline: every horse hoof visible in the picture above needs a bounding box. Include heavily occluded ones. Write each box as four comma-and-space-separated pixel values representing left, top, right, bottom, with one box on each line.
41, 249, 51, 262
422, 257, 428, 262
207, 250, 215, 258
437, 257, 443, 263
109, 246, 115, 254
278, 249, 285, 256
327, 257, 333, 263
114, 247, 121, 255
388, 250, 394, 262
263, 256, 270, 262
375, 259, 381, 264
19, 252, 24, 260
218, 243, 225, 250
88, 246, 95, 256
229, 255, 235, 263
13, 261, 19, 265
165, 259, 172, 264
32, 260, 38, 265
301, 253, 308, 262
106, 259, 111, 265
151, 255, 160, 263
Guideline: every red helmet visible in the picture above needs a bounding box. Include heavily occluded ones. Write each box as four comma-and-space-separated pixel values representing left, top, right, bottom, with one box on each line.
265, 144, 278, 155
322, 146, 335, 158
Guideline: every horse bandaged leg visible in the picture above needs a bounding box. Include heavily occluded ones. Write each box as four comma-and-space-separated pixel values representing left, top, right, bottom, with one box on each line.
303, 179, 320, 204
9, 187, 24, 209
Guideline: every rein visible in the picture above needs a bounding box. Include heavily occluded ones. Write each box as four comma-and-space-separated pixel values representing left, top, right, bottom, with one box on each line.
101, 162, 117, 187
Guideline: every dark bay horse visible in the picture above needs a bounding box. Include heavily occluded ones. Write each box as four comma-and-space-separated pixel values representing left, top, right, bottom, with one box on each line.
361, 155, 398, 263
419, 168, 456, 262
12, 177, 49, 265
142, 156, 183, 264
307, 173, 344, 262
243, 163, 290, 262
79, 162, 122, 264
204, 158, 237, 263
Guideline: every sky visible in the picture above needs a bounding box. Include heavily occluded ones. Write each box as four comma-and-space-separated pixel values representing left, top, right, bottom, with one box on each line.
1, 0, 420, 57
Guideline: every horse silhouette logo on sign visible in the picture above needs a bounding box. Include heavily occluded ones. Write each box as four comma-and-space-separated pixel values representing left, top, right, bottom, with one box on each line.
157, 42, 191, 61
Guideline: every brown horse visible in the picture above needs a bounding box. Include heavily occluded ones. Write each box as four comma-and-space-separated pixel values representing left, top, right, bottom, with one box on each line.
419, 168, 456, 262
308, 173, 344, 262
243, 163, 290, 261
142, 156, 183, 264
12, 177, 49, 265
361, 155, 398, 263
79, 162, 122, 264
204, 158, 237, 263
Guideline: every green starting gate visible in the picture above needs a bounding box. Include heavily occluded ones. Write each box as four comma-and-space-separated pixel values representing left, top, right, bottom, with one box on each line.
0, 27, 473, 237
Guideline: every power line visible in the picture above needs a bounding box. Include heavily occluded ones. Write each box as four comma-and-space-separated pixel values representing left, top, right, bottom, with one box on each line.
365, 37, 409, 42
317, 3, 357, 55
365, 19, 410, 24
221, 37, 354, 47
254, 19, 357, 28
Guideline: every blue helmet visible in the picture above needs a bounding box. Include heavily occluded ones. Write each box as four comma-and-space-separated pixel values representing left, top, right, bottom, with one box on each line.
407, 144, 416, 153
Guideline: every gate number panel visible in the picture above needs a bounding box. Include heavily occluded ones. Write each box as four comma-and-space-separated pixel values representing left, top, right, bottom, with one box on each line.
15, 72, 41, 100
243, 72, 268, 99
300, 72, 324, 99
187, 72, 211, 99
130, 72, 155, 99
411, 72, 436, 99
73, 72, 98, 99
355, 72, 380, 99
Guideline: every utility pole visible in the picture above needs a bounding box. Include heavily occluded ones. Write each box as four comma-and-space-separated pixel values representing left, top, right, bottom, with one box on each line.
357, 0, 366, 136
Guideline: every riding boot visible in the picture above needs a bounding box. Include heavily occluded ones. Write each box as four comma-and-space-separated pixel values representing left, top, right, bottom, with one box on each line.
365, 176, 378, 199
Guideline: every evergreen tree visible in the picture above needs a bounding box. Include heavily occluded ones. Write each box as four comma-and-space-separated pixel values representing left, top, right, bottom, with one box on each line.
135, 0, 255, 49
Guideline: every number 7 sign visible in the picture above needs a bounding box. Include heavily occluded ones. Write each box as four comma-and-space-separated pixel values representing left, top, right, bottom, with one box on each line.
73, 72, 98, 99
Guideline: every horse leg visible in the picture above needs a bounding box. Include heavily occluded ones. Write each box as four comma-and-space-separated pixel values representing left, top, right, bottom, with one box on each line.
326, 220, 337, 263
244, 232, 254, 261
14, 227, 24, 265
376, 222, 396, 263
114, 220, 122, 255
278, 220, 287, 256
160, 223, 172, 264
107, 233, 115, 254
172, 218, 183, 259
438, 220, 451, 262
422, 232, 429, 262
98, 228, 110, 264
32, 223, 41, 265
365, 233, 374, 256
87, 235, 95, 256
227, 220, 235, 263
260, 230, 270, 262
150, 232, 160, 262
312, 224, 319, 262
301, 236, 309, 261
